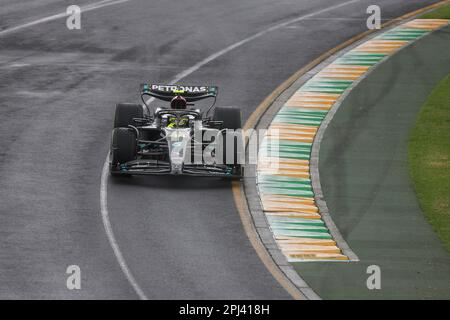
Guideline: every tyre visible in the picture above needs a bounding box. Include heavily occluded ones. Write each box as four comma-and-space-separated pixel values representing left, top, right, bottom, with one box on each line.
213, 106, 243, 169
110, 128, 137, 175
114, 103, 144, 128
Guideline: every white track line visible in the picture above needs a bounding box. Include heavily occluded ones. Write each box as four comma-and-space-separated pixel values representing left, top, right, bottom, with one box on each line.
1, 0, 361, 299
0, 0, 131, 37
100, 157, 148, 299
143, 0, 361, 105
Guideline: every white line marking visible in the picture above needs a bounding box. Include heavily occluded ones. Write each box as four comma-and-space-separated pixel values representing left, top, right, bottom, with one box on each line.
144, 0, 361, 106
1, 0, 361, 299
0, 0, 131, 37
159, 0, 362, 86
100, 156, 148, 300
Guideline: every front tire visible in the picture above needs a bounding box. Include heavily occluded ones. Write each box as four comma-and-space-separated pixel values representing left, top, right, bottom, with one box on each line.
110, 128, 137, 176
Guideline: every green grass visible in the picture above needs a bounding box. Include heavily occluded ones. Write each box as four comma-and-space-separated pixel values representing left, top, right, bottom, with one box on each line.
409, 74, 450, 253
421, 4, 450, 19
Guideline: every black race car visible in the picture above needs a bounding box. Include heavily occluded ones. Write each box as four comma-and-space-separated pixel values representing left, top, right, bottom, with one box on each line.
109, 84, 243, 178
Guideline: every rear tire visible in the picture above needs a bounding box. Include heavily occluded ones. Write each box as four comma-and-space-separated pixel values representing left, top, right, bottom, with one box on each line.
213, 106, 242, 130
110, 128, 137, 176
114, 103, 144, 128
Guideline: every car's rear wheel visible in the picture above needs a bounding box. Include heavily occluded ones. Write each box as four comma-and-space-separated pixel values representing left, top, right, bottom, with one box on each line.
213, 106, 242, 130
110, 128, 137, 176
213, 106, 243, 176
114, 103, 144, 128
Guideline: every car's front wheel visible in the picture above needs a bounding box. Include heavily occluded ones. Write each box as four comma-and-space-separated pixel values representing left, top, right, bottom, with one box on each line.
213, 106, 243, 177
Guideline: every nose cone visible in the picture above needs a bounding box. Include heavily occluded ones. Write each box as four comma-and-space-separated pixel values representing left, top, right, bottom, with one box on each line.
165, 128, 191, 174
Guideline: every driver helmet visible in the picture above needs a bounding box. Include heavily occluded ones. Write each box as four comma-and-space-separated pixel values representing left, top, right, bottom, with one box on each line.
170, 95, 187, 109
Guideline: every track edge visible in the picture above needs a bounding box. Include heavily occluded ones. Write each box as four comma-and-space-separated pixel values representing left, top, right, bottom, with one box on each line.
233, 0, 450, 300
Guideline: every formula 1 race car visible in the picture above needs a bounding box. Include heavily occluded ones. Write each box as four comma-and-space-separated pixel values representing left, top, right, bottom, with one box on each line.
109, 84, 243, 178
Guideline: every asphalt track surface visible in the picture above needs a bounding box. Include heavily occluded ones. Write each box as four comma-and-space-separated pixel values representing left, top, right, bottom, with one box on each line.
0, 0, 441, 299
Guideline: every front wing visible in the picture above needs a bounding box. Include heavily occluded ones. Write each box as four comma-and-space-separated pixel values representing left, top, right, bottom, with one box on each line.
110, 159, 242, 178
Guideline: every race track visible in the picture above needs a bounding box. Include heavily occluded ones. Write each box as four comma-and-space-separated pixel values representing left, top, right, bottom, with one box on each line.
0, 0, 440, 299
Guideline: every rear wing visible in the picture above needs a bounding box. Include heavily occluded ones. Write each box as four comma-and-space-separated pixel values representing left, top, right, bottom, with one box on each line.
141, 84, 218, 102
